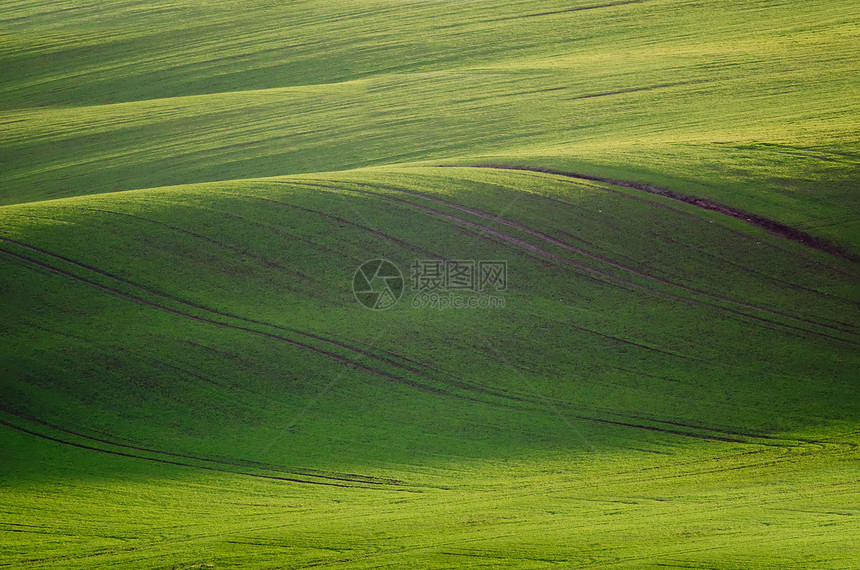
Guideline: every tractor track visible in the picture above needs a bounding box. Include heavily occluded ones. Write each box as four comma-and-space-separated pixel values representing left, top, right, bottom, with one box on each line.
0, 406, 404, 488
0, 237, 542, 411
381, 183, 857, 338
0, 417, 394, 490
5, 236, 795, 448
460, 165, 858, 261
323, 180, 856, 344
453, 166, 857, 279
79, 207, 307, 278
230, 188, 445, 260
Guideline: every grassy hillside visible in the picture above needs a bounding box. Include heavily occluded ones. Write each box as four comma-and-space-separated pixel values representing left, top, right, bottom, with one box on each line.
1, 1, 858, 568
2, 0, 858, 250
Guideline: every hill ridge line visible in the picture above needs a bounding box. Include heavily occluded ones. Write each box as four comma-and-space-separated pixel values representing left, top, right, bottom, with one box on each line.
0, 76, 374, 115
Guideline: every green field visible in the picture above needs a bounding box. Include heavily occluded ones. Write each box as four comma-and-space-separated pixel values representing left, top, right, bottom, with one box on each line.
1, 1, 858, 568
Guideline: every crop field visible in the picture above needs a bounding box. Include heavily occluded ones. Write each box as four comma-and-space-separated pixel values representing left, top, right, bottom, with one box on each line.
1, 1, 858, 568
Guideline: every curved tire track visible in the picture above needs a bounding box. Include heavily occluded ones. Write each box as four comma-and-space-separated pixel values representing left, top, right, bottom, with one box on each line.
0, 238, 539, 411
328, 180, 857, 343
462, 165, 858, 261
0, 407, 404, 488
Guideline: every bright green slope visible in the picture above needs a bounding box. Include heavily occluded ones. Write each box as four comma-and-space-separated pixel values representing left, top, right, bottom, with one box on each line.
1, 1, 859, 568
1, 0, 858, 251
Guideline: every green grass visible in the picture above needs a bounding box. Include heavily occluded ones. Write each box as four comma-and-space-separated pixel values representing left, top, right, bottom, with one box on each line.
1, 1, 858, 568
1, 0, 857, 251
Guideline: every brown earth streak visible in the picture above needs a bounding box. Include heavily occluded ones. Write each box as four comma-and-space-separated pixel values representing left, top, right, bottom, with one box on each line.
342, 180, 856, 341
457, 165, 858, 261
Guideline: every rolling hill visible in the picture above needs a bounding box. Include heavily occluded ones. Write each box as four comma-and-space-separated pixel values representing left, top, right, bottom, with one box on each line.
1, 1, 858, 568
